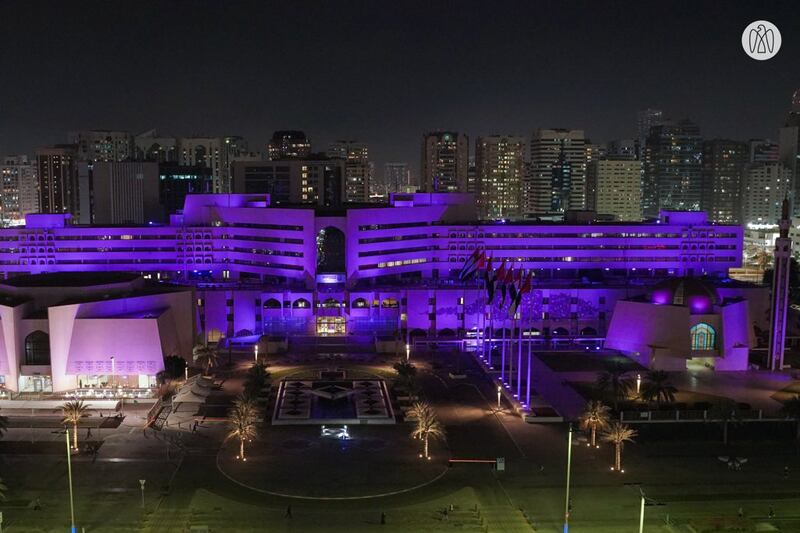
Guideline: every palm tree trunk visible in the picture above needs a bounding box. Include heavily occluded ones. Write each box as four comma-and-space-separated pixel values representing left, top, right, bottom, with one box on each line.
73, 421, 78, 450
240, 438, 244, 460
615, 443, 621, 470
591, 425, 596, 447
424, 433, 429, 458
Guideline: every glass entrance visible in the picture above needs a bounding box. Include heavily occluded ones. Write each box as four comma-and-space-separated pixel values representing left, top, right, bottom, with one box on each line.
316, 316, 346, 336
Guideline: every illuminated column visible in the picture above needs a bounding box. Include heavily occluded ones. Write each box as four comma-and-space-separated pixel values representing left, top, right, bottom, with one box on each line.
768, 198, 792, 371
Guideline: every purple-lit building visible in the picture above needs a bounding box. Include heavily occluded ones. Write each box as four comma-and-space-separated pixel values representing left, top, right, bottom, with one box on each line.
606, 278, 755, 371
0, 272, 194, 393
0, 193, 767, 381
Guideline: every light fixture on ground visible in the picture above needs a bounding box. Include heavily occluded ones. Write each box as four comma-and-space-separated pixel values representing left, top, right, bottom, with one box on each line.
497, 386, 502, 408
564, 424, 573, 533
254, 344, 259, 363
406, 343, 410, 362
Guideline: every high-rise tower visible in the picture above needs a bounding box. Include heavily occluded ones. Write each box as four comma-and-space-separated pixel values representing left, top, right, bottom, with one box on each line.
768, 197, 792, 371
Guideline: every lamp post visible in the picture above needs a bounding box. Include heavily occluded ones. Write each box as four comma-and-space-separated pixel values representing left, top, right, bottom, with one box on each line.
497, 385, 502, 409
564, 424, 573, 533
405, 343, 410, 362
636, 373, 641, 395
65, 430, 76, 533
254, 344, 259, 363
638, 488, 646, 533
110, 356, 115, 390
139, 479, 146, 508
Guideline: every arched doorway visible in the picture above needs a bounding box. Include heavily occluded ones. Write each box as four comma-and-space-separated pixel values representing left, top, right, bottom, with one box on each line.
316, 227, 345, 273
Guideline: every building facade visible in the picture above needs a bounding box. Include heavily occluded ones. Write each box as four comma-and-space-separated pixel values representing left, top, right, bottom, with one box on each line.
741, 163, 793, 226
421, 132, 469, 193
526, 129, 587, 217
70, 130, 134, 162
637, 108, 663, 160
588, 158, 643, 221
91, 161, 161, 224
135, 129, 178, 162
36, 145, 78, 216
0, 193, 752, 348
701, 139, 747, 223
643, 120, 703, 217
268, 131, 311, 160
232, 158, 346, 206
328, 141, 371, 203
382, 162, 413, 195
0, 272, 193, 393
475, 135, 525, 220
1, 155, 39, 225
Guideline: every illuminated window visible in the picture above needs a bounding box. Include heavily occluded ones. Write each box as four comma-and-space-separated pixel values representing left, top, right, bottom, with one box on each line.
690, 323, 716, 351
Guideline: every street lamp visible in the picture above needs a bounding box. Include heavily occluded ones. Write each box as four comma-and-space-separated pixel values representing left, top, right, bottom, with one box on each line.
254, 344, 259, 363
638, 488, 646, 533
65, 430, 77, 533
139, 479, 146, 508
405, 343, 410, 362
496, 386, 502, 409
564, 424, 573, 533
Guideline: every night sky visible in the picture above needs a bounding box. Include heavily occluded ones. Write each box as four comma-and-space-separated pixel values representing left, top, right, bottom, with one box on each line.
1, 1, 798, 176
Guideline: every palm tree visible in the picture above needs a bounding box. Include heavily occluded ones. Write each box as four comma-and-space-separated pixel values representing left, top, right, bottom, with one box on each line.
709, 399, 739, 445
244, 362, 270, 400
226, 397, 259, 460
192, 344, 219, 375
601, 422, 637, 472
407, 401, 445, 459
640, 370, 677, 405
578, 401, 611, 447
61, 400, 89, 450
393, 361, 418, 391
781, 395, 800, 442
595, 363, 633, 409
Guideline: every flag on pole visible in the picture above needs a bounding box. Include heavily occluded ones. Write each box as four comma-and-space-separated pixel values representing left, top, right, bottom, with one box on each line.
483, 255, 494, 302
458, 249, 484, 281
509, 270, 533, 317
500, 264, 515, 308
488, 260, 506, 305
508, 267, 523, 306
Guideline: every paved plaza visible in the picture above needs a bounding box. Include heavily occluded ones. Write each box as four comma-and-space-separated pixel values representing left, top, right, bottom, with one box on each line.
1, 347, 800, 532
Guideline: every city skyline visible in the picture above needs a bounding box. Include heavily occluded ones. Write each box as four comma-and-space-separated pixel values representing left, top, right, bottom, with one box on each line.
1, 1, 798, 176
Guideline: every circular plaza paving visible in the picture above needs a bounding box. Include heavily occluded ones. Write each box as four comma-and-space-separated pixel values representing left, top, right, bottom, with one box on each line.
217, 423, 449, 499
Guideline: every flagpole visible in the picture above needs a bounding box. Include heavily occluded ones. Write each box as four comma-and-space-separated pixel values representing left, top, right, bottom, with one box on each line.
517, 302, 525, 402
526, 294, 533, 409
501, 310, 507, 384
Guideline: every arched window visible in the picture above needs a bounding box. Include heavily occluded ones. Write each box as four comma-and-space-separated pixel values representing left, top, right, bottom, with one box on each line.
690, 323, 716, 350
262, 298, 282, 309
24, 331, 50, 365
351, 298, 368, 309
292, 298, 311, 309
